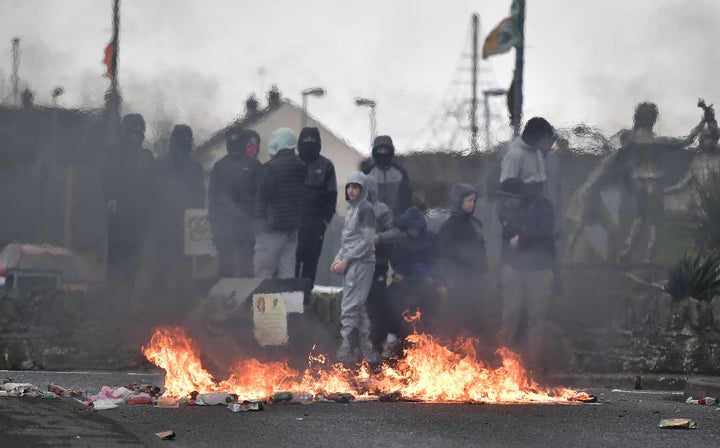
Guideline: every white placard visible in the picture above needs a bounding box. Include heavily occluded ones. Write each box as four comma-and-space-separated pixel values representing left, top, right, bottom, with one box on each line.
184, 208, 217, 256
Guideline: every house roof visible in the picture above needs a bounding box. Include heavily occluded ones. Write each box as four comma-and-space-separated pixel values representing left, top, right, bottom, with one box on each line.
195, 98, 362, 157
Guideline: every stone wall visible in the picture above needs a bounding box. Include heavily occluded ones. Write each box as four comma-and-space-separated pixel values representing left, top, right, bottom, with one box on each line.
1, 271, 719, 375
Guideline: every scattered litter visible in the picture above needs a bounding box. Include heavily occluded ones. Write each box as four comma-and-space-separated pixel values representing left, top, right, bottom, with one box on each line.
2, 382, 42, 397
269, 392, 293, 404
92, 399, 121, 410
155, 430, 176, 440
228, 400, 265, 412
196, 392, 233, 405
47, 384, 84, 399
659, 418, 697, 429
290, 393, 314, 404
316, 392, 354, 403
156, 396, 179, 408
127, 394, 153, 405
685, 396, 717, 405
378, 391, 403, 402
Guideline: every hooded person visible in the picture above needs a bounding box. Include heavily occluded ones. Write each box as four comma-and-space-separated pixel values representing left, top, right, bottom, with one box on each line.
153, 124, 206, 291
253, 127, 307, 279
102, 113, 157, 288
363, 135, 413, 222
364, 175, 400, 352
386, 207, 445, 345
330, 171, 380, 365
435, 183, 488, 338
496, 177, 556, 373
437, 184, 488, 274
208, 126, 263, 277
295, 127, 337, 287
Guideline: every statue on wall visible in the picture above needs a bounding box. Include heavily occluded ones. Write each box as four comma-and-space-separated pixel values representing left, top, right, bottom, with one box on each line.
566, 102, 702, 264
664, 99, 720, 212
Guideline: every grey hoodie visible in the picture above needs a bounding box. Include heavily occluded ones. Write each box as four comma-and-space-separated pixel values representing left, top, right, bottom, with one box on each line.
336, 171, 376, 264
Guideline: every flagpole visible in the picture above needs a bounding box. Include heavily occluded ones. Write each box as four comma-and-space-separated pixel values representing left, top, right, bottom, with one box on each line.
470, 13, 479, 152
106, 0, 121, 120
512, 0, 525, 136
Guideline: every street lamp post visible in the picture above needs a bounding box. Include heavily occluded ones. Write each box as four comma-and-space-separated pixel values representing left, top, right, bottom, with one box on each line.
482, 88, 507, 151
355, 97, 377, 150
301, 87, 325, 128
51, 86, 64, 106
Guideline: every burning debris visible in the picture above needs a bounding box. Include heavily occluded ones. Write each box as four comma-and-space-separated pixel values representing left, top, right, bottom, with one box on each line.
142, 325, 594, 405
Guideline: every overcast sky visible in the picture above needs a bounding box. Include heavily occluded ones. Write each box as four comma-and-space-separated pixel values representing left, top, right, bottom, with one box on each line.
1, 0, 719, 154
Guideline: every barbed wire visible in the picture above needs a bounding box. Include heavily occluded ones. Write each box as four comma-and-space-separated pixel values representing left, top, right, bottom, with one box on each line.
408, 16, 511, 152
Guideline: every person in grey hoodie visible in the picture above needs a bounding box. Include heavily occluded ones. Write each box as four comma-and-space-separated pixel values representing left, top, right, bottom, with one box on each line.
500, 117, 556, 198
363, 135, 412, 222
330, 171, 380, 364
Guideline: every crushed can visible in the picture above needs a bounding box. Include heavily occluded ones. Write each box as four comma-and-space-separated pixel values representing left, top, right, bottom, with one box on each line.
658, 418, 697, 429
245, 400, 265, 411
317, 392, 354, 403
228, 400, 265, 412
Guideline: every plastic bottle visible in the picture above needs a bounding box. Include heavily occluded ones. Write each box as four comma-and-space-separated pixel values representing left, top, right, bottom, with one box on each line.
269, 391, 293, 404
196, 392, 233, 405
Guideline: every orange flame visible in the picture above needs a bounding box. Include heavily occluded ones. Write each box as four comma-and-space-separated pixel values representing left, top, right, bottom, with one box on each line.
143, 326, 591, 403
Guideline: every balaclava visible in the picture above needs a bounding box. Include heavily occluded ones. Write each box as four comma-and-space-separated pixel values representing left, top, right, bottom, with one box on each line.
169, 124, 193, 160
225, 126, 245, 158
120, 114, 145, 146
298, 127, 321, 163
371, 135, 395, 168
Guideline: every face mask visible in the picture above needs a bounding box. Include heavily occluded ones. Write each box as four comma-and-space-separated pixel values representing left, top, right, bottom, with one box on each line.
170, 141, 191, 158
227, 139, 244, 156
298, 141, 321, 162
245, 143, 259, 158
374, 152, 392, 167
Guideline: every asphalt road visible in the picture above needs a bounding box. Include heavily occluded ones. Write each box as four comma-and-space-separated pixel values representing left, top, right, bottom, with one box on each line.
1, 371, 720, 447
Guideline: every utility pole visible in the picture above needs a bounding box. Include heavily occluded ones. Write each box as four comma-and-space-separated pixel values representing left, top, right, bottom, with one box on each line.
470, 14, 480, 152
11, 37, 20, 106
512, 0, 525, 136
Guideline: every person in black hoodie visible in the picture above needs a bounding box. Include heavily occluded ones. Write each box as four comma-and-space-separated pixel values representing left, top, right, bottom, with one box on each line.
496, 177, 556, 372
254, 128, 307, 279
208, 127, 263, 277
295, 127, 337, 287
363, 135, 412, 222
153, 124, 205, 291
103, 113, 156, 288
436, 183, 488, 338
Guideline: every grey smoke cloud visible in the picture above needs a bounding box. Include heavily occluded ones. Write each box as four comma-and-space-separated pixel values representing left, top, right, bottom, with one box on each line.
0, 0, 718, 151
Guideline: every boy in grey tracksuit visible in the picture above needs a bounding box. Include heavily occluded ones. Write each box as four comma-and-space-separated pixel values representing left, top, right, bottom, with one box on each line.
330, 171, 380, 364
